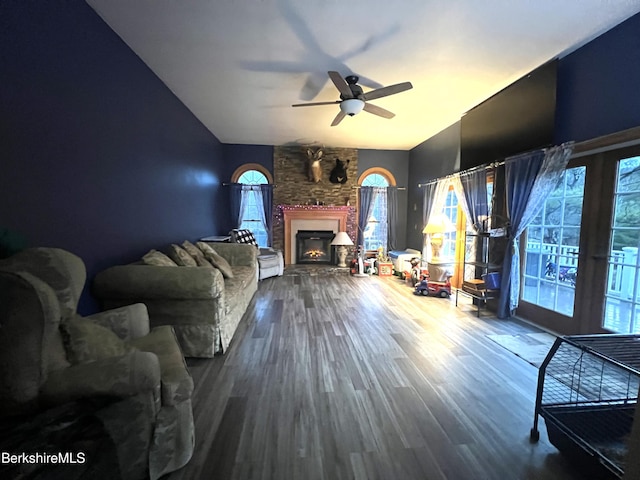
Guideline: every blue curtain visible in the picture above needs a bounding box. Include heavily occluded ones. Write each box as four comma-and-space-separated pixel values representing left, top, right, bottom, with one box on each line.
459, 170, 490, 232
386, 187, 398, 251
497, 143, 574, 318
422, 183, 437, 230
260, 184, 273, 246
229, 183, 244, 229
358, 186, 375, 246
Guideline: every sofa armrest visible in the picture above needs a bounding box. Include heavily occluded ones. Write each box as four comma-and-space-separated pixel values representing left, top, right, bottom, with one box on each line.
259, 247, 282, 255
40, 351, 161, 405
93, 265, 224, 301
204, 242, 257, 266
85, 303, 150, 341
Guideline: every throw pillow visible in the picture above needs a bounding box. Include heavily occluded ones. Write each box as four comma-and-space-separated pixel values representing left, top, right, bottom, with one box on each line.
167, 244, 198, 267
60, 315, 135, 364
181, 240, 214, 268
231, 229, 259, 247
142, 249, 177, 267
196, 242, 235, 279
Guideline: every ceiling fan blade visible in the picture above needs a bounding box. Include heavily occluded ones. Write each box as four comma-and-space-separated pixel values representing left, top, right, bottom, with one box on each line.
328, 71, 354, 99
360, 82, 413, 101
292, 101, 341, 107
363, 102, 395, 119
331, 111, 347, 127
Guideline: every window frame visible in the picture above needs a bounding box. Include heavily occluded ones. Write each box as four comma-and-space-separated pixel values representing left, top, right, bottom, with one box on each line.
231, 163, 273, 184
358, 168, 396, 252
230, 163, 273, 247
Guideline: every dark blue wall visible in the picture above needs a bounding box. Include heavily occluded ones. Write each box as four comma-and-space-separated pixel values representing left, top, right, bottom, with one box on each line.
555, 12, 640, 143
0, 0, 227, 313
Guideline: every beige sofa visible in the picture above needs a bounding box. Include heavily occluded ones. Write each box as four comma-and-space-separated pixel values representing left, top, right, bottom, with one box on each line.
0, 247, 194, 480
93, 242, 258, 358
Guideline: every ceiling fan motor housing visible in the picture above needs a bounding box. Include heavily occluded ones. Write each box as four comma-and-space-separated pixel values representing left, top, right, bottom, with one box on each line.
344, 85, 363, 100
339, 75, 363, 100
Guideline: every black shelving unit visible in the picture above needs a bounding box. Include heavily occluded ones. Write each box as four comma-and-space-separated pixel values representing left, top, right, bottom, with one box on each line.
455, 231, 503, 316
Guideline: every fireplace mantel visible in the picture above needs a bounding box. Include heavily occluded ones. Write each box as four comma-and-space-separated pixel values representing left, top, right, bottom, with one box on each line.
279, 205, 355, 265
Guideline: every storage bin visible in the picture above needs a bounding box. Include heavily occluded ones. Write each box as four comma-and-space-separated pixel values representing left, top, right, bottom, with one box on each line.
482, 272, 501, 290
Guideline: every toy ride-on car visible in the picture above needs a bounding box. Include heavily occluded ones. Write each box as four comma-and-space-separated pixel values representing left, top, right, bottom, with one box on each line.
413, 276, 452, 298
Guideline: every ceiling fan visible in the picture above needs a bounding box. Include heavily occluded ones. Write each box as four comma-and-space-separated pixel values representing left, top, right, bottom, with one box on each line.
292, 71, 413, 126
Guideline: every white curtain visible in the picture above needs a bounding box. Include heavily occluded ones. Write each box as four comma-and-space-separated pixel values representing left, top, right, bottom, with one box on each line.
363, 187, 388, 250
240, 186, 267, 236
451, 175, 470, 230
423, 179, 451, 259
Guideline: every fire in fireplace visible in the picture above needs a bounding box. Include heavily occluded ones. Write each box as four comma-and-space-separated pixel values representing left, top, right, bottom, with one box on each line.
296, 230, 335, 264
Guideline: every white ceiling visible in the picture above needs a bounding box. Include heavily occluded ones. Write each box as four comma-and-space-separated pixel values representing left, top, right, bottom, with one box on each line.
86, 0, 640, 151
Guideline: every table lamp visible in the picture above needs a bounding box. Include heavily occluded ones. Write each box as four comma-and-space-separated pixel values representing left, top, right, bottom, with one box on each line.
422, 214, 455, 262
331, 231, 354, 267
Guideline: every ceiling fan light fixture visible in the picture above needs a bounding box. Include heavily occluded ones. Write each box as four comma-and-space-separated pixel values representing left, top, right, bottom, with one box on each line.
340, 98, 365, 116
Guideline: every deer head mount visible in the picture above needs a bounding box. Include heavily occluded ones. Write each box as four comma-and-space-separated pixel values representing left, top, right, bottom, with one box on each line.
306, 147, 323, 183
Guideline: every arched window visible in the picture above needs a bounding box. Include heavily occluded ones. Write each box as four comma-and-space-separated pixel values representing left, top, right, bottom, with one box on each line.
359, 168, 396, 252
238, 170, 268, 185
230, 164, 273, 247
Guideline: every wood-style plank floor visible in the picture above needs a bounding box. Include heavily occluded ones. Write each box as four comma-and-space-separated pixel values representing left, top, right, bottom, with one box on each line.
166, 272, 590, 480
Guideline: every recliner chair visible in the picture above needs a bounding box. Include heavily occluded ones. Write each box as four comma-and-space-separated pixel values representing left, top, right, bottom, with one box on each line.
0, 248, 194, 480
229, 229, 284, 280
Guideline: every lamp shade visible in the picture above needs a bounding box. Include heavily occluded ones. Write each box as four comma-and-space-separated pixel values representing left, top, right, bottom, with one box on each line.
331, 231, 354, 246
422, 214, 455, 234
340, 98, 365, 116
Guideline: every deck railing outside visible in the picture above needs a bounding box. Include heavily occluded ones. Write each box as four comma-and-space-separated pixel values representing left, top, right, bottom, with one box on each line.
525, 241, 637, 297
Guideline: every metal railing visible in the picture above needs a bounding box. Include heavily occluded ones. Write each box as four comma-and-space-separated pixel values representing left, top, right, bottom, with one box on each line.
526, 241, 633, 296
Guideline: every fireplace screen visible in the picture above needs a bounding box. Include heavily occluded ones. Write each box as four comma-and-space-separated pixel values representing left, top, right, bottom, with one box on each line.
296, 230, 335, 264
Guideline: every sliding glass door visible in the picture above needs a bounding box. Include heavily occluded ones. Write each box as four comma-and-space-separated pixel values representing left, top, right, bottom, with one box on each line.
522, 166, 586, 317
518, 142, 640, 334
603, 155, 640, 333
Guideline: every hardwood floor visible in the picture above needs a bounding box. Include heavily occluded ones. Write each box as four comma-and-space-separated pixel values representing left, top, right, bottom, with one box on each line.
167, 273, 589, 480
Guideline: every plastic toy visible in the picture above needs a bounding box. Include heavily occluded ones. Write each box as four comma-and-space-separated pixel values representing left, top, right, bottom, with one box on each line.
413, 275, 452, 298
409, 257, 421, 284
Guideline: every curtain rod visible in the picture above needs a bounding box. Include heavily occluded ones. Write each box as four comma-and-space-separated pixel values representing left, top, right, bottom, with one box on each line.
353, 186, 406, 190
222, 182, 277, 188
417, 162, 498, 188
416, 142, 574, 188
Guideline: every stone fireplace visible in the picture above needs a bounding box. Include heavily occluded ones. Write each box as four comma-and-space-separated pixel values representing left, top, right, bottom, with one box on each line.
272, 146, 359, 264
296, 230, 335, 264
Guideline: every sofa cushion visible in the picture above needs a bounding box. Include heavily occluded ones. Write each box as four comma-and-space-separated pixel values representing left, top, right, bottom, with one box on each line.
181, 240, 214, 268
196, 242, 234, 279
167, 244, 198, 267
61, 315, 136, 364
129, 326, 194, 406
142, 250, 177, 267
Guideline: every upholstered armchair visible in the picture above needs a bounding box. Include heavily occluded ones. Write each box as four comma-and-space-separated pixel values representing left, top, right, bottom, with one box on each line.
230, 229, 284, 280
0, 248, 194, 480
